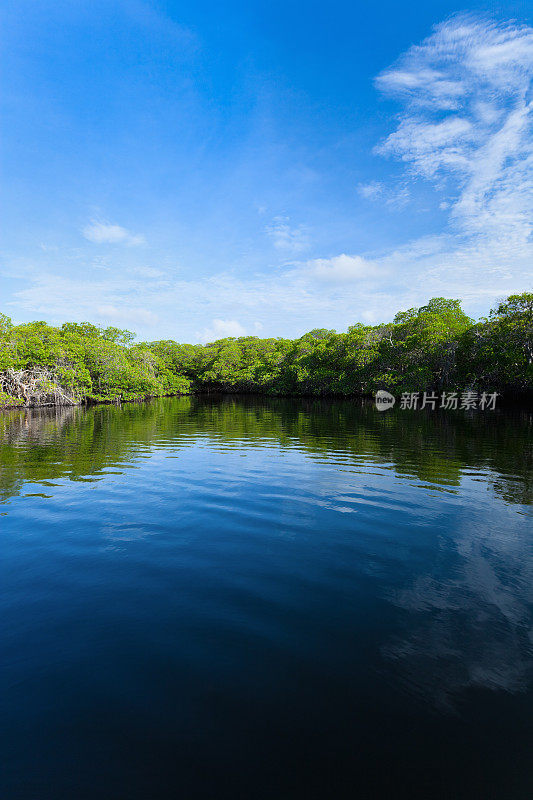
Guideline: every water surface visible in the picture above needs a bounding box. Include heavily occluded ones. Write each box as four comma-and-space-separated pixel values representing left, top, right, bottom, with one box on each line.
1, 396, 532, 799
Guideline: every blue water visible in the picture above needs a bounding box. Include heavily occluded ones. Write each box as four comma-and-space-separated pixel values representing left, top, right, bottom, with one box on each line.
1, 396, 532, 799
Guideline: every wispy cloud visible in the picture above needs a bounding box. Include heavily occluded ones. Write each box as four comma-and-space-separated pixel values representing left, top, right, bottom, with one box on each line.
356, 181, 411, 208
96, 304, 158, 327
197, 318, 247, 342
8, 230, 529, 342
265, 216, 309, 252
375, 14, 533, 246
7, 15, 532, 340
304, 254, 380, 284
298, 16, 533, 307
357, 181, 383, 200
83, 220, 146, 246
9, 272, 164, 330
131, 266, 166, 278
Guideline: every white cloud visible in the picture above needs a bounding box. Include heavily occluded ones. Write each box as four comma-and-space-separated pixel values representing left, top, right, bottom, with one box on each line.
357, 181, 410, 207
83, 220, 146, 246
305, 254, 379, 284
376, 117, 476, 178
6, 15, 532, 340
383, 509, 533, 708
8, 226, 530, 342
374, 14, 533, 249
96, 304, 158, 326
265, 216, 309, 252
10, 272, 166, 333
197, 318, 247, 343
357, 181, 384, 200
132, 266, 166, 278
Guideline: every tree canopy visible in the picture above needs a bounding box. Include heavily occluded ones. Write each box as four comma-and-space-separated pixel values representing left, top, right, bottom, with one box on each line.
0, 292, 531, 408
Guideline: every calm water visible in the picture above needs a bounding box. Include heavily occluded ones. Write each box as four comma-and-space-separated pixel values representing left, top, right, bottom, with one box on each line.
1, 395, 532, 799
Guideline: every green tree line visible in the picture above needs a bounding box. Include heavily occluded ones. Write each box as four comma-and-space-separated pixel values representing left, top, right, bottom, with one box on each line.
0, 292, 531, 408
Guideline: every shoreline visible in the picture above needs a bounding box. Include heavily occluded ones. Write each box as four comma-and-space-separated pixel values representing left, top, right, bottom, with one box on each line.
2, 388, 532, 412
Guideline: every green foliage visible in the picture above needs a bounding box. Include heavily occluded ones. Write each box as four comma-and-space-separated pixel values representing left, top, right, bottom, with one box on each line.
457, 292, 533, 393
0, 313, 13, 337
0, 319, 190, 405
100, 326, 137, 346
0, 292, 531, 407
0, 391, 23, 408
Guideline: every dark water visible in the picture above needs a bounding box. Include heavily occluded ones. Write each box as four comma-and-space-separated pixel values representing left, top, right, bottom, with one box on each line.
1, 395, 532, 800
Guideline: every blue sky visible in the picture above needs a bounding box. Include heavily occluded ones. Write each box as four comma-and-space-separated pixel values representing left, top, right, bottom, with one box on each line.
1, 0, 532, 342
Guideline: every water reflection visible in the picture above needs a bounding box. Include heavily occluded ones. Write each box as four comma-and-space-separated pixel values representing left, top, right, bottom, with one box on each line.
384, 511, 533, 709
2, 395, 533, 798
1, 394, 531, 506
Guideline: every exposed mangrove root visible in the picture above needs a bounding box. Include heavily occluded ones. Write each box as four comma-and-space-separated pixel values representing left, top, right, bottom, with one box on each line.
0, 368, 80, 407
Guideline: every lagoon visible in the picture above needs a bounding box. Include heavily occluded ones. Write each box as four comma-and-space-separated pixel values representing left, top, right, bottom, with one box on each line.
1, 395, 532, 799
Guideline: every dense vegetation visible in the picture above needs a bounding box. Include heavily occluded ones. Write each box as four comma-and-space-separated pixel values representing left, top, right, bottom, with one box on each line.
0, 292, 531, 408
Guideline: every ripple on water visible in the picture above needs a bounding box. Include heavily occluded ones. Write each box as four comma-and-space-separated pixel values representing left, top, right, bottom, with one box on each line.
1, 396, 532, 799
